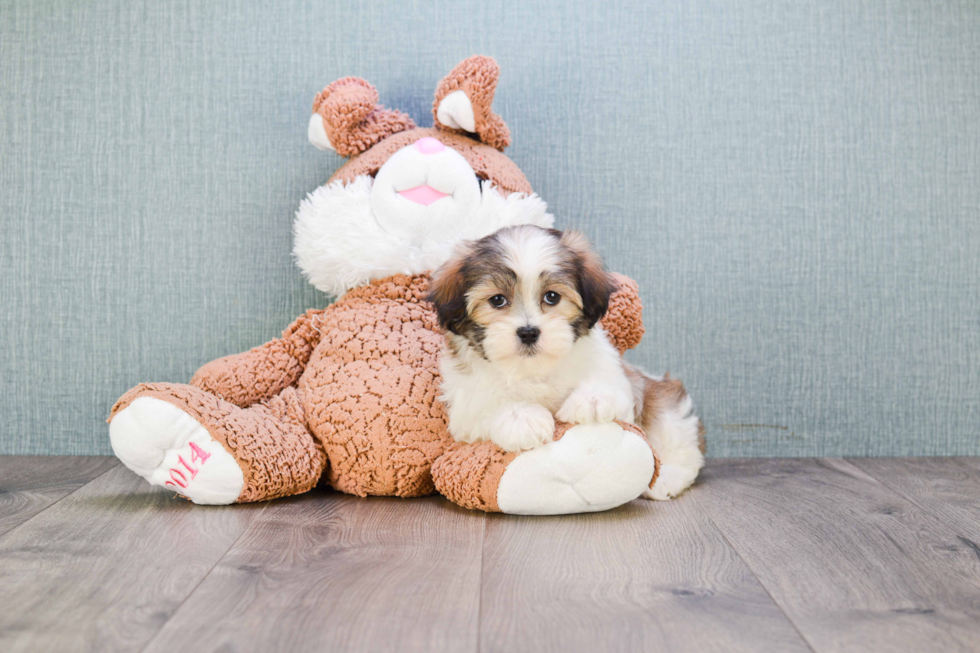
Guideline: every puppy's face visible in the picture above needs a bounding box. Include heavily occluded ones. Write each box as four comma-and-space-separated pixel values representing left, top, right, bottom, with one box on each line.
429, 226, 614, 376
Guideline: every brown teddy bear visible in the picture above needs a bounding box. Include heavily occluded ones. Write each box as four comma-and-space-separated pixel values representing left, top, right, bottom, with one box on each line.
108, 56, 704, 514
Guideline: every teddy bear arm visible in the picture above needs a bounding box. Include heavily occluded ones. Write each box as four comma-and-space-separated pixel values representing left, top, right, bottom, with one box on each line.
601, 273, 645, 354
189, 308, 327, 407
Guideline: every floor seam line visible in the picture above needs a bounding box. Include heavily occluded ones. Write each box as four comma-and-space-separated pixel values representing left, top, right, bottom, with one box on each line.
690, 482, 820, 653
0, 458, 121, 541
136, 501, 271, 653
845, 457, 975, 544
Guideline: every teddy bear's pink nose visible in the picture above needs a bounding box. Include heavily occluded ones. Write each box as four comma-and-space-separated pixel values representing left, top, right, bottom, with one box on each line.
414, 137, 445, 155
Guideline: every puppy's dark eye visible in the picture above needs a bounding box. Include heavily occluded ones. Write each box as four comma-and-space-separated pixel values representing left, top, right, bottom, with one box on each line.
488, 294, 509, 309
543, 291, 561, 306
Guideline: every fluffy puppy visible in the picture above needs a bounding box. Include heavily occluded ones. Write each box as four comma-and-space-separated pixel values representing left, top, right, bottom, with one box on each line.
428, 225, 637, 452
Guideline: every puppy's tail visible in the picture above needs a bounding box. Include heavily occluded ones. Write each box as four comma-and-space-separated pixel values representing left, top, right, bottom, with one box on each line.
623, 363, 705, 501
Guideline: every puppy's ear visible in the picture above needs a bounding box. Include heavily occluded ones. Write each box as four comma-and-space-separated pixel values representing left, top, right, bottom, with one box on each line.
427, 242, 474, 334
561, 230, 615, 330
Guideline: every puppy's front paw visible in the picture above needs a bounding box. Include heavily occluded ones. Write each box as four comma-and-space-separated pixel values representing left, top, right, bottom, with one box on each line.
489, 403, 556, 452
557, 385, 631, 425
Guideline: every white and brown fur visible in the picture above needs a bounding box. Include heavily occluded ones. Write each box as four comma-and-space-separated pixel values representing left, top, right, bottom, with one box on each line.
429, 225, 705, 499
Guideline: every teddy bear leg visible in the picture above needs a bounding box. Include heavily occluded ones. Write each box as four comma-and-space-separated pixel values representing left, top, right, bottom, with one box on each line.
109, 383, 326, 505
432, 421, 657, 515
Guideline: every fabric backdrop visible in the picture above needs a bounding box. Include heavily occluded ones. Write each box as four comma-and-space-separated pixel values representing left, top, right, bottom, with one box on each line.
2, 0, 978, 456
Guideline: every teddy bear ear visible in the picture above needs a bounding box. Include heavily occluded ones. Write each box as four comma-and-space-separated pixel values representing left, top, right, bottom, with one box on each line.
309, 77, 416, 158
432, 56, 511, 151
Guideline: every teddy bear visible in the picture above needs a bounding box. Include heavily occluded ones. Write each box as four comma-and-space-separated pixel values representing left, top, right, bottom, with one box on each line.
108, 56, 704, 514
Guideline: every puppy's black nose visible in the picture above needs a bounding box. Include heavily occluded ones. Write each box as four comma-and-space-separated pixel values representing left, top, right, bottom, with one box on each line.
516, 326, 540, 345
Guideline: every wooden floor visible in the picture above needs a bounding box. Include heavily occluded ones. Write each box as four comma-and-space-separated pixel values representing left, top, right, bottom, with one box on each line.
1, 457, 979, 652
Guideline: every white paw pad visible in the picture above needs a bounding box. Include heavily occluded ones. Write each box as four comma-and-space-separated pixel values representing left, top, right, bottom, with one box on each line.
109, 397, 244, 505
496, 422, 654, 515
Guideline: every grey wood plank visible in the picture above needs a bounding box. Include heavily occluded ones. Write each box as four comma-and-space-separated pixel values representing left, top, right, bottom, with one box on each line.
0, 464, 260, 653
479, 494, 813, 653
141, 494, 485, 653
955, 457, 980, 473
695, 458, 980, 653
0, 456, 118, 537
850, 458, 980, 546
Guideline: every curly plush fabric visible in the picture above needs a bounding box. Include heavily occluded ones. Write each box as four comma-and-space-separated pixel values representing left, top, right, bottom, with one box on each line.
328, 127, 532, 196
432, 55, 511, 151
190, 309, 326, 408
313, 77, 416, 158
298, 274, 453, 497
297, 273, 644, 498
430, 441, 518, 512
110, 383, 327, 503
110, 272, 647, 506
602, 273, 645, 354
216, 273, 641, 499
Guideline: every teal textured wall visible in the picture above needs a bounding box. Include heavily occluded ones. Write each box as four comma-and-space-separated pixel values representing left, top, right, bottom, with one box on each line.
1, 0, 978, 455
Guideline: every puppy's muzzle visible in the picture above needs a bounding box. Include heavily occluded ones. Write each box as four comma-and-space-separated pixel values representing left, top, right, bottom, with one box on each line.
516, 326, 540, 346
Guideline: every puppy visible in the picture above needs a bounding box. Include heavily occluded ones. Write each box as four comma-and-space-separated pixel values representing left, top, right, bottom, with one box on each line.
428, 225, 638, 452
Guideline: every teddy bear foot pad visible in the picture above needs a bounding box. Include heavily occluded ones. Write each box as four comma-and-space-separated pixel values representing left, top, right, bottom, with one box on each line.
109, 397, 245, 504
495, 422, 655, 515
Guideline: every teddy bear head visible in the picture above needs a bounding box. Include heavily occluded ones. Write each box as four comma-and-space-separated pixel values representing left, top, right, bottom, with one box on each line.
295, 56, 554, 297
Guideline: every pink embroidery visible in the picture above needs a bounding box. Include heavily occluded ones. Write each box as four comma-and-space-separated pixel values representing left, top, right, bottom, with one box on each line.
178, 455, 198, 479
189, 441, 211, 464
164, 442, 211, 490
167, 468, 188, 489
